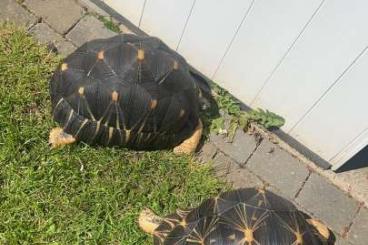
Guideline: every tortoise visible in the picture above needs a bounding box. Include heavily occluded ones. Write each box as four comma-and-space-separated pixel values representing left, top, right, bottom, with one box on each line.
49, 34, 210, 153
139, 188, 335, 244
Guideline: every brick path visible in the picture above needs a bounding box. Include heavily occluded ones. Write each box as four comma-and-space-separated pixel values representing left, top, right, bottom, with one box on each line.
1, 0, 367, 244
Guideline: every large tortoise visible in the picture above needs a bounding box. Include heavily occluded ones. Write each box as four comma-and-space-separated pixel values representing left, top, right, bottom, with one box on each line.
139, 188, 335, 244
49, 34, 209, 153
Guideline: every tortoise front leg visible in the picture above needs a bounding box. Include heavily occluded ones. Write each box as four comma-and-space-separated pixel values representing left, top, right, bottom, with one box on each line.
138, 208, 163, 235
49, 127, 76, 148
173, 119, 203, 154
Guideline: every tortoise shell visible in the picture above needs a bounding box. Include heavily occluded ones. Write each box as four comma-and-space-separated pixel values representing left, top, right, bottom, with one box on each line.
153, 188, 334, 245
50, 34, 201, 150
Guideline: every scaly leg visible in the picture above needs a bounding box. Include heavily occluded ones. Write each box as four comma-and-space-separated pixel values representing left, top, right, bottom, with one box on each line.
173, 119, 203, 154
49, 127, 76, 148
138, 209, 163, 235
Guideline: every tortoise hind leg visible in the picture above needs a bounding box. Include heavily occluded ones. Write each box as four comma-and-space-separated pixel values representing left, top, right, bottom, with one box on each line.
138, 209, 163, 235
173, 119, 203, 154
49, 127, 76, 148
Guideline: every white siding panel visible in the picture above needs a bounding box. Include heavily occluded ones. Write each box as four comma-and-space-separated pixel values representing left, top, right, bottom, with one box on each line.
139, 0, 194, 49
213, 0, 323, 105
177, 0, 254, 78
289, 50, 368, 165
104, 0, 145, 26
252, 0, 368, 132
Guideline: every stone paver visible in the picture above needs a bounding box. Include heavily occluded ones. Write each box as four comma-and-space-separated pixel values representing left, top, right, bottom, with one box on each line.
226, 166, 264, 189
25, 0, 84, 34
335, 235, 353, 245
211, 152, 233, 178
0, 0, 37, 28
296, 173, 360, 234
66, 15, 116, 46
347, 207, 368, 245
247, 139, 310, 198
197, 142, 217, 163
78, 0, 109, 17
210, 129, 257, 164
29, 23, 76, 56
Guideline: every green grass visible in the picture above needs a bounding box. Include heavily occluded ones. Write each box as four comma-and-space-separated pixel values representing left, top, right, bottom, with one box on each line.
98, 16, 121, 33
0, 24, 225, 244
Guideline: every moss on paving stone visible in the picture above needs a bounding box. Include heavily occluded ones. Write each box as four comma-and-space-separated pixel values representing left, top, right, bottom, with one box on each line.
0, 23, 225, 244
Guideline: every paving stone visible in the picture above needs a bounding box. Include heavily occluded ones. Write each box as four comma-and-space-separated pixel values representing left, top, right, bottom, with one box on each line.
210, 129, 257, 164
347, 207, 368, 245
246, 139, 309, 198
66, 15, 116, 46
78, 0, 109, 17
226, 166, 264, 189
56, 40, 77, 57
0, 0, 37, 28
197, 142, 217, 163
25, 0, 84, 34
211, 152, 234, 179
335, 235, 352, 245
29, 23, 76, 56
296, 173, 360, 234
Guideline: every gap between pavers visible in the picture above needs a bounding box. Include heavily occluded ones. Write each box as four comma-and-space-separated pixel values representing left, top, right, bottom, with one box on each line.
0, 0, 37, 28
29, 23, 76, 56
344, 207, 368, 245
210, 129, 258, 165
246, 138, 310, 199
24, 0, 85, 35
296, 173, 360, 235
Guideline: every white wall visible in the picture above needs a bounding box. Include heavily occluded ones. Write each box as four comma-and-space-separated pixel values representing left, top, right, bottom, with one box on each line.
104, 0, 368, 170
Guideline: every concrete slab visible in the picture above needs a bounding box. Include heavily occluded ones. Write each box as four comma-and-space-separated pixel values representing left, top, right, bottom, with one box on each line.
247, 139, 310, 198
66, 15, 116, 46
0, 0, 37, 28
78, 0, 109, 17
197, 142, 217, 164
29, 23, 76, 56
333, 167, 368, 208
296, 173, 360, 234
25, 0, 84, 34
210, 129, 257, 164
347, 207, 368, 245
211, 152, 233, 178
226, 166, 264, 189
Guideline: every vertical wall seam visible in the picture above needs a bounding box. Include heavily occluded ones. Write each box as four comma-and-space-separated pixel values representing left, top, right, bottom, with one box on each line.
249, 0, 326, 106
211, 0, 256, 80
288, 45, 368, 134
175, 0, 196, 51
138, 0, 148, 28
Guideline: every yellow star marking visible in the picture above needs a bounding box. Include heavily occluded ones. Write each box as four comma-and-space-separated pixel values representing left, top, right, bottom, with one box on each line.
61, 63, 68, 71
179, 109, 185, 118
173, 60, 179, 70
244, 228, 255, 243
179, 219, 187, 227
125, 129, 131, 143
150, 99, 158, 109
75, 119, 88, 137
294, 231, 304, 245
137, 48, 145, 61
78, 87, 84, 96
107, 127, 114, 144
97, 50, 104, 60
112, 91, 119, 102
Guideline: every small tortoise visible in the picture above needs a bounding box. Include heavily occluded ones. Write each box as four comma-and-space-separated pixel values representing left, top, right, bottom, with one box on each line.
139, 188, 335, 244
49, 34, 209, 153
